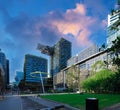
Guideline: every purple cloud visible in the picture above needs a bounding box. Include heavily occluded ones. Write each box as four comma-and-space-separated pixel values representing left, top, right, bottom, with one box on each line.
0, 1, 113, 81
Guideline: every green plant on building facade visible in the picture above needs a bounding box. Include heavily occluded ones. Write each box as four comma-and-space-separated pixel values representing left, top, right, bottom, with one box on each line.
91, 60, 106, 75
66, 65, 80, 91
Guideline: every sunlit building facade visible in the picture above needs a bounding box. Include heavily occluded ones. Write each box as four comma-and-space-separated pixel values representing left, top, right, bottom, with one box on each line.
107, 9, 120, 48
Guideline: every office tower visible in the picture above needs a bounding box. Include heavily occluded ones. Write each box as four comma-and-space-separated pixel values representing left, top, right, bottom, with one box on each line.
24, 54, 47, 83
107, 8, 120, 48
0, 49, 9, 88
6, 59, 9, 85
15, 71, 23, 86
0, 64, 5, 90
37, 38, 71, 77
0, 49, 6, 72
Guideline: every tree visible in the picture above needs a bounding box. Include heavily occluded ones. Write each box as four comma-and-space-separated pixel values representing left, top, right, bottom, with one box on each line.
108, 36, 120, 67
91, 60, 106, 75
99, 43, 106, 51
108, 15, 120, 67
66, 65, 80, 91
81, 69, 114, 93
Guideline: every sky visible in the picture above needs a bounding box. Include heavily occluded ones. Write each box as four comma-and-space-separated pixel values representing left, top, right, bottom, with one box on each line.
0, 0, 118, 82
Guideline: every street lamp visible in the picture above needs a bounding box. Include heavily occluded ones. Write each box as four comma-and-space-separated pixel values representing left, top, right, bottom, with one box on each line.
30, 71, 46, 93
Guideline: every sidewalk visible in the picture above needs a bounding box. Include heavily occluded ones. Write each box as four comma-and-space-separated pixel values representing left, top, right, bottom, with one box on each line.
28, 95, 79, 110
28, 96, 64, 109
0, 94, 23, 110
102, 103, 120, 110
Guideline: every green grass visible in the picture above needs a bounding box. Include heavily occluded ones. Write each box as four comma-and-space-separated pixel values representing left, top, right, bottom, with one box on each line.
40, 93, 120, 110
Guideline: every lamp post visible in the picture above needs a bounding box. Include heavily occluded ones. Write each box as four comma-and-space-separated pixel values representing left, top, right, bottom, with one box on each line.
39, 72, 45, 93
30, 71, 45, 93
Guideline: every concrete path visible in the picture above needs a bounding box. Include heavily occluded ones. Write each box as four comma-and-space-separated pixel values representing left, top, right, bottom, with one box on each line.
102, 103, 120, 110
1, 93, 120, 110
28, 96, 64, 109
0, 95, 23, 110
28, 96, 79, 110
21, 96, 47, 110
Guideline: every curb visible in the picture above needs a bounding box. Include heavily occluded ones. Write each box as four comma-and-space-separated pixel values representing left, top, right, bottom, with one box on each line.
28, 96, 80, 110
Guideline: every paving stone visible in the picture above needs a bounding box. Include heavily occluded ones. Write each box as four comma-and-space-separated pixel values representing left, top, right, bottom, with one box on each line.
21, 97, 46, 110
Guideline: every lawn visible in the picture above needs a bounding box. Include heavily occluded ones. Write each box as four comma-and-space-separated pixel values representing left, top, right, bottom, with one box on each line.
40, 93, 120, 110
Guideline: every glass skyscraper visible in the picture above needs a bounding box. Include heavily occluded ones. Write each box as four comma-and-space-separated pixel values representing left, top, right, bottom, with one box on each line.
24, 54, 47, 83
107, 8, 120, 48
15, 71, 23, 86
52, 38, 71, 76
0, 49, 9, 88
37, 38, 71, 77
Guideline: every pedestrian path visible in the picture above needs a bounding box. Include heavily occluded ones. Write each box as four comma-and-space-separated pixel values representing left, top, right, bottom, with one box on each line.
0, 94, 23, 110
28, 96, 64, 109
28, 95, 79, 110
102, 103, 120, 110
0, 94, 79, 110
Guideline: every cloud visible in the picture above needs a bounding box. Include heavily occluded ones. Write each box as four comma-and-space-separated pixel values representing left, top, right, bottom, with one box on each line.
0, 1, 108, 81
49, 3, 98, 46
66, 3, 86, 15
4, 2, 107, 49
2, 2, 107, 58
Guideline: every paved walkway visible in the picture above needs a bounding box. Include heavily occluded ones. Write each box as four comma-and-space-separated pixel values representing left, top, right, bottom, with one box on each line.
28, 96, 79, 110
0, 94, 23, 110
102, 103, 120, 110
1, 94, 119, 110
21, 96, 47, 110
28, 96, 65, 109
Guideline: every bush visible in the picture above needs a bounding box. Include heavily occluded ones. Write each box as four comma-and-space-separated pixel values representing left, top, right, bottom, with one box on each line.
81, 69, 115, 93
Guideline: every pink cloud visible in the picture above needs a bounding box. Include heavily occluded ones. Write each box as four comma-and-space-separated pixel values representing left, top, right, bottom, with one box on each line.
50, 3, 96, 46
5, 2, 107, 50
101, 19, 107, 28
66, 3, 86, 15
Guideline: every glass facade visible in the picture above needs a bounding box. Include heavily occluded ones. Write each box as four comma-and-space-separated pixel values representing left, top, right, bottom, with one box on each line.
15, 71, 23, 85
24, 54, 47, 83
0, 49, 6, 71
67, 44, 99, 66
107, 9, 120, 48
52, 38, 71, 76
0, 49, 9, 87
37, 38, 71, 77
108, 9, 120, 26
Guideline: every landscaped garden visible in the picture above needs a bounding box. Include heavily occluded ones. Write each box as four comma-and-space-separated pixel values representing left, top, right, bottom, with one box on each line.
41, 93, 120, 110
40, 36, 120, 110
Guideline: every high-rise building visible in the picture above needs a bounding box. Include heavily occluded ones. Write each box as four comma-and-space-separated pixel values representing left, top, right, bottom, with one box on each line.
6, 59, 9, 85
0, 64, 5, 90
0, 49, 6, 71
107, 8, 120, 48
0, 49, 9, 88
24, 54, 47, 83
15, 71, 23, 86
37, 38, 71, 77
52, 38, 71, 75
